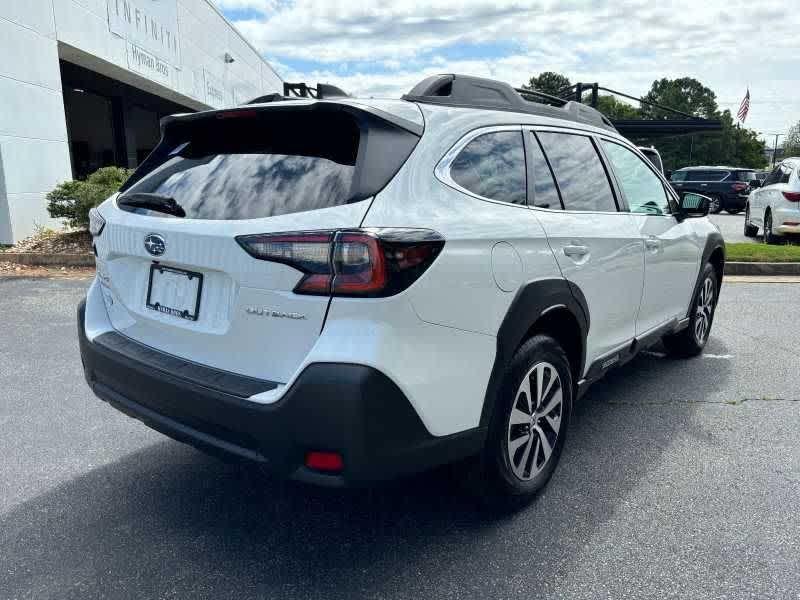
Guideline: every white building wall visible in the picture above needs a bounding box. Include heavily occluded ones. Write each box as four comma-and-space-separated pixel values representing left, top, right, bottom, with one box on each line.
0, 0, 282, 244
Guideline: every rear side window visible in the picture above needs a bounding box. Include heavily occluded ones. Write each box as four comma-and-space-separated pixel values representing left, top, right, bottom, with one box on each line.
779, 164, 793, 184
120, 108, 418, 220
528, 133, 561, 209
449, 131, 527, 204
686, 170, 727, 182
537, 132, 617, 212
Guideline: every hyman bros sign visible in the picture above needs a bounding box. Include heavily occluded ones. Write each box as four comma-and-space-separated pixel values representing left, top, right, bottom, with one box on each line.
106, 0, 233, 108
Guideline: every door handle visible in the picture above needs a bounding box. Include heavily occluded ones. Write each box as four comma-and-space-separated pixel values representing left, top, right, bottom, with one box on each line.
563, 244, 589, 258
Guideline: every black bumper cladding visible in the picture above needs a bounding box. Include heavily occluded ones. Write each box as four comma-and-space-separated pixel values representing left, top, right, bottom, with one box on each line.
77, 301, 483, 486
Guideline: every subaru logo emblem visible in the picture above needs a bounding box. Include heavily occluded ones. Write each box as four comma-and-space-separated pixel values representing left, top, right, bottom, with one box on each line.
144, 233, 166, 257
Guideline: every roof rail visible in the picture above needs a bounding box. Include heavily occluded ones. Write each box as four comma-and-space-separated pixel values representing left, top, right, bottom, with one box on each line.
402, 74, 616, 132
245, 82, 349, 105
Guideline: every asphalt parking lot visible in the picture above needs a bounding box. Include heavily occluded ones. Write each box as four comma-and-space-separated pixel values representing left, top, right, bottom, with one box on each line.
2, 276, 799, 599
709, 212, 750, 243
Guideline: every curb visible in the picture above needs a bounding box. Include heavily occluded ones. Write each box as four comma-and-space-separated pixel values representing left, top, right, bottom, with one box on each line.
725, 261, 800, 276
0, 253, 96, 267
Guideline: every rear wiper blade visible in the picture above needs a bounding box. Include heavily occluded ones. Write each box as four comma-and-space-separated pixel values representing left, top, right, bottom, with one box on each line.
118, 193, 186, 218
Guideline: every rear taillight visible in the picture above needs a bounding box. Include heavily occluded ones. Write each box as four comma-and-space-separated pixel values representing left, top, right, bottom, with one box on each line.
731, 182, 748, 192
236, 228, 444, 297
783, 191, 800, 202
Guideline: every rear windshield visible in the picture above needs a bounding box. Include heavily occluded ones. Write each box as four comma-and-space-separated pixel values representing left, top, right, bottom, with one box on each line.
120, 110, 362, 220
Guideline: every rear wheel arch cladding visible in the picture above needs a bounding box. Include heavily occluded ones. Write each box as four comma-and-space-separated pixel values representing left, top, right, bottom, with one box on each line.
479, 278, 589, 428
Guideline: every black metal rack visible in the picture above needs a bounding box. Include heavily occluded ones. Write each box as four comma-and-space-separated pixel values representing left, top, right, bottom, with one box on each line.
401, 74, 616, 132
246, 82, 349, 104
557, 82, 722, 137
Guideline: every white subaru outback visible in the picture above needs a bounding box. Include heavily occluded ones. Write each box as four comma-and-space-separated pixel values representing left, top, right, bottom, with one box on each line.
78, 74, 724, 506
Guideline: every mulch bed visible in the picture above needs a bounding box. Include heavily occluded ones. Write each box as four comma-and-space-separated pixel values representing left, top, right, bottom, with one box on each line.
1, 230, 93, 255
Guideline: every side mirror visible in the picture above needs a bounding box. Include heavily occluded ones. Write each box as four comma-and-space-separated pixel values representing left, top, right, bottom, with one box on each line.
749, 179, 762, 189
678, 192, 710, 219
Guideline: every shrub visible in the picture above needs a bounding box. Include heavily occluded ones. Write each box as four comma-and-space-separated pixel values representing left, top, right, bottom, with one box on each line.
47, 166, 133, 229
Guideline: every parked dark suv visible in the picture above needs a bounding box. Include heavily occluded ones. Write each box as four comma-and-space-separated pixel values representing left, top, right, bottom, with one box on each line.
670, 166, 758, 214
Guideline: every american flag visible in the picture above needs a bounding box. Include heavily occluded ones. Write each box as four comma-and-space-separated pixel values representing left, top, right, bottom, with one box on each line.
737, 88, 750, 122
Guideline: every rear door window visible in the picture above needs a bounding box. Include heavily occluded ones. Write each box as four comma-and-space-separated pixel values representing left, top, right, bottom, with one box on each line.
527, 133, 562, 209
537, 132, 617, 212
449, 131, 527, 204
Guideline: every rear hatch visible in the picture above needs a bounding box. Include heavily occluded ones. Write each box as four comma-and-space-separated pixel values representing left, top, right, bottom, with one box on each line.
94, 101, 421, 384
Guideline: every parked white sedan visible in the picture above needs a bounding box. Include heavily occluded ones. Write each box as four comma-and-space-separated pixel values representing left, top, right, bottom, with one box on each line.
745, 158, 800, 243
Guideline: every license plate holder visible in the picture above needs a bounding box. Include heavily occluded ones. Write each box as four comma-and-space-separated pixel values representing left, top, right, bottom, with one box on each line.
146, 264, 203, 321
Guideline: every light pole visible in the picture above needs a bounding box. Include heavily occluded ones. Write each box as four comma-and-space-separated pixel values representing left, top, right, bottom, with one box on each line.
760, 132, 785, 167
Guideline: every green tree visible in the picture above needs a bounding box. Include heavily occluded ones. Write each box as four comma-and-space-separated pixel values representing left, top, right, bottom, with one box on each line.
785, 121, 800, 156
594, 95, 641, 119
641, 77, 718, 119
522, 71, 571, 96
631, 78, 766, 170
47, 166, 132, 229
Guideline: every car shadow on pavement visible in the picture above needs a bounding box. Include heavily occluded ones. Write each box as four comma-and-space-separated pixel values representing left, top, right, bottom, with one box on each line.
0, 341, 733, 599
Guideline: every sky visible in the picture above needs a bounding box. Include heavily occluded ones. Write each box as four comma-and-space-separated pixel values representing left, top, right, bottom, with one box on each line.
214, 0, 800, 144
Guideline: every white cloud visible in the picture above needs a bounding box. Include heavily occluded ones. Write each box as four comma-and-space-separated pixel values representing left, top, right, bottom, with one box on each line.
217, 0, 800, 136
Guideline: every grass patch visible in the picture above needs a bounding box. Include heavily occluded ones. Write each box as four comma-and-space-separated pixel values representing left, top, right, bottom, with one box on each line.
725, 242, 800, 262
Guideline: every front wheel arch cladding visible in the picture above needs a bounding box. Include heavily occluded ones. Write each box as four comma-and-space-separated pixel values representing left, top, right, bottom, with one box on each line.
479, 278, 589, 429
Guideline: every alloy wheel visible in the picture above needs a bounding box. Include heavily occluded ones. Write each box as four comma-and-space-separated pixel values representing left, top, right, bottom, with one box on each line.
506, 362, 563, 481
765, 213, 773, 243
709, 196, 721, 213
694, 276, 714, 343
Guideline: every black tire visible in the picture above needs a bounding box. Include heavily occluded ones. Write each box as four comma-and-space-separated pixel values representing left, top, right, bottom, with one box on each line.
708, 195, 723, 214
464, 335, 573, 511
726, 208, 741, 215
763, 210, 781, 245
743, 205, 759, 237
663, 263, 718, 358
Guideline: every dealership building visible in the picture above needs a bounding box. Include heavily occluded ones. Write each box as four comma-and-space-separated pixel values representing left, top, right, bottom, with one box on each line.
0, 0, 282, 244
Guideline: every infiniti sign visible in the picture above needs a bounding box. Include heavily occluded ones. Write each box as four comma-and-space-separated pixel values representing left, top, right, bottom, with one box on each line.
144, 233, 166, 256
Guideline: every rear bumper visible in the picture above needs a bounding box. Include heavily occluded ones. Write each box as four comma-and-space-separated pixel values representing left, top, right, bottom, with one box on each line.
774, 207, 800, 235
78, 300, 484, 486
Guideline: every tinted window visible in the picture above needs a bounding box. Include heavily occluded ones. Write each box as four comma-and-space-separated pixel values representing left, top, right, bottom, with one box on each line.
537, 132, 617, 212
602, 141, 669, 215
450, 131, 526, 204
735, 170, 756, 182
122, 110, 360, 220
528, 133, 561, 209
779, 164, 792, 184
671, 170, 687, 182
686, 170, 728, 182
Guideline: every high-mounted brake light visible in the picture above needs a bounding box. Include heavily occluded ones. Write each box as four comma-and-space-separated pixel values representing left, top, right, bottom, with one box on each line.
236, 228, 444, 297
782, 191, 800, 202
